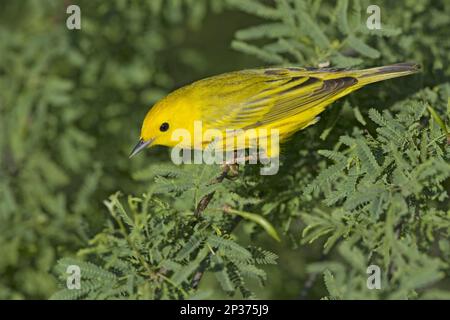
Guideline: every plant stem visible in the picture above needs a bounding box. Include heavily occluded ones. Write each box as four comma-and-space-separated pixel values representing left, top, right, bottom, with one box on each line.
191, 164, 241, 290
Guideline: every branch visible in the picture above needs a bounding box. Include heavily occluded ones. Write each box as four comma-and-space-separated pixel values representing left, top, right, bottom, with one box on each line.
298, 251, 328, 300
191, 216, 242, 290
194, 163, 238, 216
191, 163, 241, 290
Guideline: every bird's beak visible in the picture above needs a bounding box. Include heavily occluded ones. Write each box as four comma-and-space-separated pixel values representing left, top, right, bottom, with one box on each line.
129, 138, 154, 158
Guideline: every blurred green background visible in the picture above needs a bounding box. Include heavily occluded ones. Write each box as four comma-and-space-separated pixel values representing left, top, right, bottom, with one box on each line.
1, 0, 450, 299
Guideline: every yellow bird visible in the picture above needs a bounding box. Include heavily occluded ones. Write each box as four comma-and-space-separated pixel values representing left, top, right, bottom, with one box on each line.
130, 63, 419, 158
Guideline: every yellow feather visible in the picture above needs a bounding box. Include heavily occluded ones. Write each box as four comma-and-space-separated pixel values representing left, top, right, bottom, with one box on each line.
132, 63, 420, 158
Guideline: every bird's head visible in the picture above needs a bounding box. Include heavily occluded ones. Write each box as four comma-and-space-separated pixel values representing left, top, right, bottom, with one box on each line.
129, 92, 197, 158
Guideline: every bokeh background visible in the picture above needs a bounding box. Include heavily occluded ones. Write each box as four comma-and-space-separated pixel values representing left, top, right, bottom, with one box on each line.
1, 0, 450, 299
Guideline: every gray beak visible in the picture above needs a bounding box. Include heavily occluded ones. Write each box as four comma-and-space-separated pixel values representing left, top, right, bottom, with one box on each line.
129, 138, 153, 158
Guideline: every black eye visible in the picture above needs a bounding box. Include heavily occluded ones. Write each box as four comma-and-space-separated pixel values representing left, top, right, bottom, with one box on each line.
159, 122, 169, 132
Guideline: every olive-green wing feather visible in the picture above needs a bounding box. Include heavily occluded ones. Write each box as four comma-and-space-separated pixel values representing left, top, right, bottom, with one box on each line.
196, 68, 357, 131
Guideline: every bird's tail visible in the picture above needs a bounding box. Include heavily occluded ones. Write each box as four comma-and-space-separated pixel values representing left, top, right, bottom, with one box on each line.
352, 62, 421, 86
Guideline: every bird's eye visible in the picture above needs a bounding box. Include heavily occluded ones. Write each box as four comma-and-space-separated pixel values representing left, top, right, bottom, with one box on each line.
159, 122, 169, 132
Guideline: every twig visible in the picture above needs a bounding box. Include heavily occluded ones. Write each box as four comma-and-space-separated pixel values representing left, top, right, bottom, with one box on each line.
191, 164, 241, 290
298, 272, 319, 299
112, 208, 190, 296
387, 219, 405, 281
191, 215, 242, 290
194, 163, 237, 216
298, 251, 328, 300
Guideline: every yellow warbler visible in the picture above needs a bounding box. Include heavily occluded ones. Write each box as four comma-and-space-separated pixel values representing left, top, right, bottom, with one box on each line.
130, 63, 419, 158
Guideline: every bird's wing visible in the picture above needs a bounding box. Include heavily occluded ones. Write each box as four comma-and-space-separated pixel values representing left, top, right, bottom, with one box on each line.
198, 68, 357, 131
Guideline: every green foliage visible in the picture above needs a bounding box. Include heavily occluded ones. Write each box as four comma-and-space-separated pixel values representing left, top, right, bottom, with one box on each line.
229, 0, 381, 67
229, 0, 450, 74
0, 0, 223, 298
226, 0, 450, 299
51, 187, 277, 299
302, 85, 450, 298
2, 0, 450, 300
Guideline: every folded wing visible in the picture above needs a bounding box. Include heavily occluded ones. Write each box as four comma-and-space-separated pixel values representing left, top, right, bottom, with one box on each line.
197, 68, 358, 131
